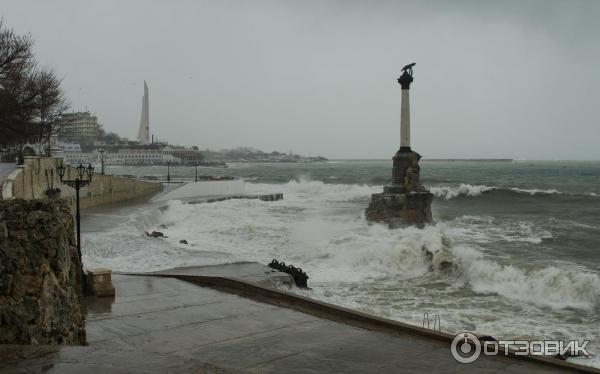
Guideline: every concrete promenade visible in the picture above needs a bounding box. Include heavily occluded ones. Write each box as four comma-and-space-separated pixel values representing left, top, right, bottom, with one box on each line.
1, 266, 597, 373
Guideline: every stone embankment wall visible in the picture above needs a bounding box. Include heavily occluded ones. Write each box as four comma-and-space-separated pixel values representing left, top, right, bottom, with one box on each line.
1, 157, 162, 208
0, 199, 86, 344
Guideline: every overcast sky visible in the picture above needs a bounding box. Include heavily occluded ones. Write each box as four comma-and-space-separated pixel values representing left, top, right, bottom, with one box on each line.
2, 0, 599, 159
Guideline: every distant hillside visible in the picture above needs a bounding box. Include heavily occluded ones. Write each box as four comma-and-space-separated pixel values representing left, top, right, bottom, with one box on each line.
202, 147, 328, 163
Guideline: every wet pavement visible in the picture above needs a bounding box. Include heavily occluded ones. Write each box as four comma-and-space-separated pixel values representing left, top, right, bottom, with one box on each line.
1, 273, 593, 373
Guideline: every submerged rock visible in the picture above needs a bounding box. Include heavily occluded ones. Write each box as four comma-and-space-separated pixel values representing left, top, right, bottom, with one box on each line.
146, 231, 165, 238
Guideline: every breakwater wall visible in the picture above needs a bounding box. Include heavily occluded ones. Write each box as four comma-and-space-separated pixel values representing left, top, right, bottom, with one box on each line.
1, 157, 162, 208
0, 199, 86, 345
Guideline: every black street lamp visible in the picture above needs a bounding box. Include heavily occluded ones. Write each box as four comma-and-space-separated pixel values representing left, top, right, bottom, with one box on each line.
167, 160, 171, 183
57, 162, 94, 292
194, 163, 199, 182
98, 148, 105, 175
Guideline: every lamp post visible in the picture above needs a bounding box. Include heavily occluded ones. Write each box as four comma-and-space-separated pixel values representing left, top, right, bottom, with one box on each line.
167, 160, 171, 183
98, 148, 105, 175
56, 162, 94, 292
194, 163, 199, 182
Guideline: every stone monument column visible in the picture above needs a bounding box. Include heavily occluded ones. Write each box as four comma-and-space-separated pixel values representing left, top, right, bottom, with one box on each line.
399, 68, 413, 152
388, 66, 416, 191
365, 63, 433, 228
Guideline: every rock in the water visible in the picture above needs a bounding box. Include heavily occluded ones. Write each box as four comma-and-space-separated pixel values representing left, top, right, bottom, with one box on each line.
147, 231, 165, 238
179, 239, 188, 244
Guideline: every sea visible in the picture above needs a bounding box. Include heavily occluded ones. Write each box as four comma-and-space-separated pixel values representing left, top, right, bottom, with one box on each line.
82, 160, 600, 368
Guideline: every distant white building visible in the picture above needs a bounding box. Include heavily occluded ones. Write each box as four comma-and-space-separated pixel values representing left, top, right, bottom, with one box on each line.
57, 112, 99, 145
58, 142, 82, 153
102, 146, 179, 165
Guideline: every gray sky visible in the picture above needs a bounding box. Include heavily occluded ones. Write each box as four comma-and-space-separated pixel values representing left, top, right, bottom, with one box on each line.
2, 0, 599, 159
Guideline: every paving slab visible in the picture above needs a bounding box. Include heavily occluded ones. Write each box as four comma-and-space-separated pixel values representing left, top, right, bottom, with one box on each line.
1, 274, 595, 373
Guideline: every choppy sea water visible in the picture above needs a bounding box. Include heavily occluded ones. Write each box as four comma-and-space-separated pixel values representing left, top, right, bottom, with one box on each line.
83, 160, 600, 368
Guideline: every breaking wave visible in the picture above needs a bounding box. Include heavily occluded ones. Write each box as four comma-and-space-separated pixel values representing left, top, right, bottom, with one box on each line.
137, 195, 597, 311
430, 183, 596, 200
430, 184, 495, 199
462, 259, 600, 310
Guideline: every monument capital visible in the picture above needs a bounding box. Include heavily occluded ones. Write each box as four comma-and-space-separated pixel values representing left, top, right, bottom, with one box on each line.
397, 71, 414, 89
398, 62, 415, 89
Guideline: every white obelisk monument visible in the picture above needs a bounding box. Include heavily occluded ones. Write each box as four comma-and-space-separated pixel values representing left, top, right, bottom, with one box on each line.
137, 81, 150, 145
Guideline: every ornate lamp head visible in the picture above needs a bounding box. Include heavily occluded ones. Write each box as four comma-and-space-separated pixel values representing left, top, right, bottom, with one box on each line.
56, 162, 66, 181
76, 163, 86, 179
86, 163, 94, 181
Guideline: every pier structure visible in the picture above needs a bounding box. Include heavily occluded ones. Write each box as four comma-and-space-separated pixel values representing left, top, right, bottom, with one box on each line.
365, 63, 433, 227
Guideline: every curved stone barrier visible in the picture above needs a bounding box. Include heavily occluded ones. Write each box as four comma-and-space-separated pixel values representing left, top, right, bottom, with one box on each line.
1, 157, 162, 208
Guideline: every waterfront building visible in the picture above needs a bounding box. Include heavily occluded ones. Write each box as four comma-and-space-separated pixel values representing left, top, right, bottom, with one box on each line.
103, 146, 175, 165
171, 148, 204, 164
57, 112, 99, 145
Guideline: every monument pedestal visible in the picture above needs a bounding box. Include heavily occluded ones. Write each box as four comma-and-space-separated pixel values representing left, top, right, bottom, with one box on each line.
365, 190, 433, 228
365, 149, 433, 228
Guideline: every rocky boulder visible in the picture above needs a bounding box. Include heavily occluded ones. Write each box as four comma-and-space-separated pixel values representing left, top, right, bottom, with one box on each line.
0, 199, 86, 345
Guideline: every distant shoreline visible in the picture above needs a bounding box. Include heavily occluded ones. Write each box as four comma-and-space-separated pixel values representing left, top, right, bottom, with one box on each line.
422, 159, 513, 162
327, 158, 514, 162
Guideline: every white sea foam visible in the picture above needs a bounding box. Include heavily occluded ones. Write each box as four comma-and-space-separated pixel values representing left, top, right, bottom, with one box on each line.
509, 187, 560, 195
450, 216, 553, 244
145, 194, 589, 311
461, 260, 600, 310
429, 183, 582, 200
430, 184, 494, 199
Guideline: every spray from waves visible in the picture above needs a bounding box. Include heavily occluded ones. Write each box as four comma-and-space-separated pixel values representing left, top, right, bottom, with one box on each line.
151, 195, 595, 310
460, 256, 600, 311
430, 184, 494, 199
245, 179, 596, 203
450, 216, 553, 244
151, 199, 598, 311
86, 178, 600, 313
246, 178, 381, 203
429, 183, 598, 200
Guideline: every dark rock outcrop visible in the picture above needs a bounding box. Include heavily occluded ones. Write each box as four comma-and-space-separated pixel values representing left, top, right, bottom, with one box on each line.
0, 199, 86, 345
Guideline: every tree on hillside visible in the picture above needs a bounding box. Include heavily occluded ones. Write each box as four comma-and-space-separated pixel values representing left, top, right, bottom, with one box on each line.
103, 132, 120, 145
